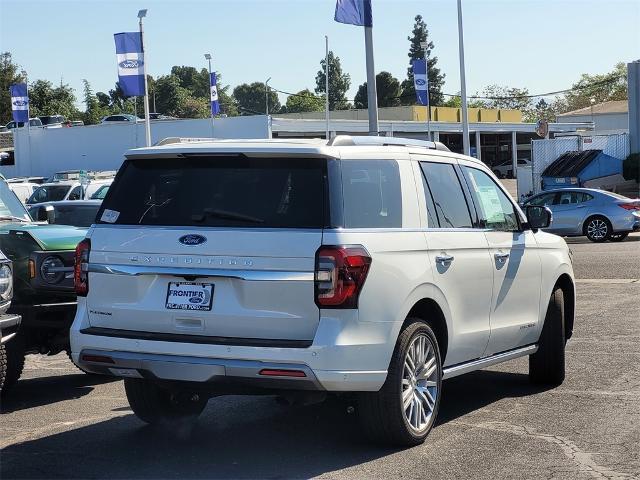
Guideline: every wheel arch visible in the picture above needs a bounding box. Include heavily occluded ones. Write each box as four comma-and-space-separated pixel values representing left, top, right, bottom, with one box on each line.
402, 297, 449, 365
554, 273, 575, 340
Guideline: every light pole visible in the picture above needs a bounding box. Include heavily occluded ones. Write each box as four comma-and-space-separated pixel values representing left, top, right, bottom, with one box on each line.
325, 35, 330, 140
205, 53, 214, 138
420, 40, 431, 141
590, 97, 596, 127
138, 8, 151, 147
457, 0, 470, 156
265, 77, 271, 116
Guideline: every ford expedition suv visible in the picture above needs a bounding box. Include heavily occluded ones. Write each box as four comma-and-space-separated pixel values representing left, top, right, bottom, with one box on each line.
71, 136, 575, 446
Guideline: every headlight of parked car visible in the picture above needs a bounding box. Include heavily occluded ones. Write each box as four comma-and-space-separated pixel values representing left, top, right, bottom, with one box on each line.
0, 262, 13, 301
40, 255, 66, 284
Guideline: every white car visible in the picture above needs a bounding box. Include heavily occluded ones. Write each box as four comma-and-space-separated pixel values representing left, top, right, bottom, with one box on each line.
7, 182, 39, 203
70, 136, 575, 446
26, 179, 112, 205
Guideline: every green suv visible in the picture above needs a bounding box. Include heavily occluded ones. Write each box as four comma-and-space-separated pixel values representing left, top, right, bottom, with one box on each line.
0, 179, 86, 391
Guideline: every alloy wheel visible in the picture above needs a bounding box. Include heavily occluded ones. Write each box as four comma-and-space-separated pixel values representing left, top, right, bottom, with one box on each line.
402, 333, 439, 433
587, 219, 608, 240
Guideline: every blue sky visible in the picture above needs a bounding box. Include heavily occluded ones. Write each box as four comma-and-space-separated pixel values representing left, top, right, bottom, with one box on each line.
1, 0, 639, 108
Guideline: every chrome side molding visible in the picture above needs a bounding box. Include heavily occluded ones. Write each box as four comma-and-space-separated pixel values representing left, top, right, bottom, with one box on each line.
87, 263, 314, 282
442, 344, 538, 380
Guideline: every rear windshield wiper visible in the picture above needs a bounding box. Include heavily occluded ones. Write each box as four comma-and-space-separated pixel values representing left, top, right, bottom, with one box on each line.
191, 208, 264, 224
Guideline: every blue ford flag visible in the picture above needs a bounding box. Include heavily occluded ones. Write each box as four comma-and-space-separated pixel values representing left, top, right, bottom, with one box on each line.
210, 73, 220, 115
114, 32, 145, 97
9, 83, 29, 123
412, 59, 429, 106
334, 0, 372, 27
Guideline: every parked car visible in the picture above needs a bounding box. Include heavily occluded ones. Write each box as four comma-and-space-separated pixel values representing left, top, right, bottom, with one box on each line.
101, 114, 139, 123
71, 136, 575, 446
0, 179, 86, 391
26, 179, 111, 205
0, 249, 21, 394
492, 158, 531, 178
28, 200, 102, 228
8, 181, 39, 203
522, 188, 640, 242
39, 115, 66, 129
5, 118, 43, 129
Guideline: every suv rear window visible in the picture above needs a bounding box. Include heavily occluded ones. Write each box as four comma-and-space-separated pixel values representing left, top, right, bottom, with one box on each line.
98, 156, 327, 228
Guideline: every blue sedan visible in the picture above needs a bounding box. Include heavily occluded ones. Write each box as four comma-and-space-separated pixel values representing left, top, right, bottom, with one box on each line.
522, 188, 640, 242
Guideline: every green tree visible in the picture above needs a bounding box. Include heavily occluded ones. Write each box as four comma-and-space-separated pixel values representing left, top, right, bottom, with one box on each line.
82, 79, 109, 125
177, 97, 210, 118
400, 15, 445, 106
0, 52, 27, 123
479, 85, 532, 112
354, 71, 402, 109
315, 51, 351, 110
560, 62, 627, 112
28, 79, 79, 119
284, 89, 324, 113
154, 75, 190, 117
233, 82, 280, 115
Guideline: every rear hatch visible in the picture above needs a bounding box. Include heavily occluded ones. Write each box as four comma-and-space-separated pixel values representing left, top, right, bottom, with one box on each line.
87, 154, 329, 344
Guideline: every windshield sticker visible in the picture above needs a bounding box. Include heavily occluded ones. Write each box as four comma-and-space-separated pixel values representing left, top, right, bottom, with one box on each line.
477, 186, 505, 224
100, 209, 120, 223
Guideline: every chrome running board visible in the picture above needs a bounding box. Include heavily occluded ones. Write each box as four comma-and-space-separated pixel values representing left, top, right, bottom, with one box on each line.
442, 344, 538, 380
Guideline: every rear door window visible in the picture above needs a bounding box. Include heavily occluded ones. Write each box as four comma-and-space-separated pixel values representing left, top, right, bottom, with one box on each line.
98, 156, 328, 228
420, 162, 473, 228
341, 160, 402, 228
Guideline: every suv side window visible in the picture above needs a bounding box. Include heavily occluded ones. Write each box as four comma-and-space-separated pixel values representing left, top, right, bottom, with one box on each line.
420, 161, 472, 228
68, 186, 83, 201
461, 166, 520, 231
341, 160, 402, 228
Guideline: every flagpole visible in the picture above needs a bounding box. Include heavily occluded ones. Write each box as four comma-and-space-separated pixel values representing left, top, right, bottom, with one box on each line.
420, 41, 431, 141
138, 9, 151, 147
457, 0, 470, 155
364, 26, 379, 136
325, 35, 330, 140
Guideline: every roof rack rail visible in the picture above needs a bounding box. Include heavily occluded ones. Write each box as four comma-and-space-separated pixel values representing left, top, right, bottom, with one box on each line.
328, 135, 450, 152
155, 137, 215, 146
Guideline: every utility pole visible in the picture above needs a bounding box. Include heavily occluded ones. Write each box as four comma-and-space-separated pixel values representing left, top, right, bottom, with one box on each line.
325, 35, 330, 140
138, 9, 151, 147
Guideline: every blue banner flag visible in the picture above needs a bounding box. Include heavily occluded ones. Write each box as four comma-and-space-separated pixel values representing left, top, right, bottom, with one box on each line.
9, 83, 29, 123
412, 59, 429, 106
334, 0, 372, 27
210, 72, 220, 116
114, 32, 145, 97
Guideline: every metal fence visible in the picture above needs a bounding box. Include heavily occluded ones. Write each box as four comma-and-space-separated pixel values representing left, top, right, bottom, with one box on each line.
531, 133, 630, 194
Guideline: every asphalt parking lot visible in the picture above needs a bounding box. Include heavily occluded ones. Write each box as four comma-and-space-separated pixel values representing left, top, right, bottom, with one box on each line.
1, 234, 639, 480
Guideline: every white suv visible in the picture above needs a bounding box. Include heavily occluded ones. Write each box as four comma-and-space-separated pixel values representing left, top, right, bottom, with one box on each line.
70, 136, 575, 446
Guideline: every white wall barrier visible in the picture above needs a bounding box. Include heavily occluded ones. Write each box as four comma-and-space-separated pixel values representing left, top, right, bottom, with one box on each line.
2, 116, 271, 178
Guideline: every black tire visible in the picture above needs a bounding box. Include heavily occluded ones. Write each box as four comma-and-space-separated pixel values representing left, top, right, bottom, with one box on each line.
124, 378, 208, 425
609, 232, 629, 242
529, 288, 565, 385
358, 319, 442, 446
1, 334, 25, 396
584, 216, 612, 242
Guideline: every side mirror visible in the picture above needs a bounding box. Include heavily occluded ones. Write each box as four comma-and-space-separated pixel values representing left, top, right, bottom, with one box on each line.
526, 205, 552, 231
37, 205, 55, 223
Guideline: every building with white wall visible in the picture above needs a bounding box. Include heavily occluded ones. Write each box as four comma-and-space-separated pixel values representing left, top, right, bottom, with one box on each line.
556, 101, 628, 133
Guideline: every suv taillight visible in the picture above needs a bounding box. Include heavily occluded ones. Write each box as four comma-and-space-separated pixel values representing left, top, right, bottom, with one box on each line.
315, 246, 371, 309
74, 239, 90, 296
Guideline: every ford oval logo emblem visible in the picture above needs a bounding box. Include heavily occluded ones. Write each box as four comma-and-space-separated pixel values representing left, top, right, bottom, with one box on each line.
179, 234, 207, 246
13, 100, 28, 107
189, 297, 203, 304
415, 79, 426, 86
119, 59, 143, 69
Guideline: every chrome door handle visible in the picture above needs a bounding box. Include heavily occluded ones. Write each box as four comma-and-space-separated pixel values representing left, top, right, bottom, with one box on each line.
435, 254, 454, 266
576, 205, 586, 209
495, 252, 510, 262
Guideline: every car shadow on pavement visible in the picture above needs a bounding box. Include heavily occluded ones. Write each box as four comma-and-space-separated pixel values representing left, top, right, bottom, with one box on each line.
0, 373, 117, 414
1, 370, 553, 479
437, 370, 553, 426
